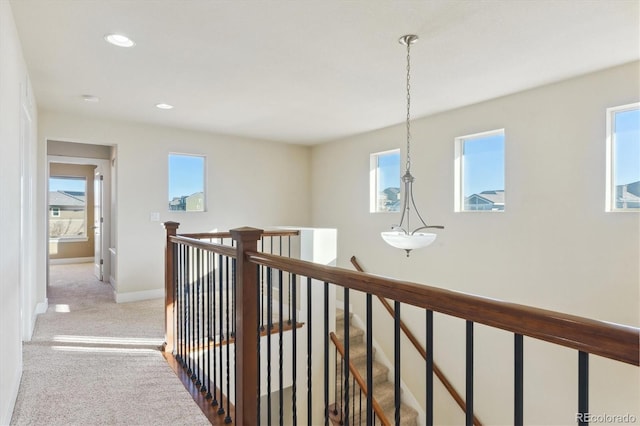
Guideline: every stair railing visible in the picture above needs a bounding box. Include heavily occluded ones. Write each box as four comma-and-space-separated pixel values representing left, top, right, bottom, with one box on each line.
351, 255, 482, 426
330, 331, 391, 426
164, 223, 640, 426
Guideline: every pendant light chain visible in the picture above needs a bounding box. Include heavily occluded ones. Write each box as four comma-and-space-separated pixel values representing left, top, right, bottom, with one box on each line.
405, 40, 412, 173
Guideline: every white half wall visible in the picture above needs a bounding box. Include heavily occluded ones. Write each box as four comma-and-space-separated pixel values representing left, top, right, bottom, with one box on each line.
311, 62, 640, 425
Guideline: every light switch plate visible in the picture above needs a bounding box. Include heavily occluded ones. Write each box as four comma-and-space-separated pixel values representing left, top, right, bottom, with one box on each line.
150, 212, 160, 222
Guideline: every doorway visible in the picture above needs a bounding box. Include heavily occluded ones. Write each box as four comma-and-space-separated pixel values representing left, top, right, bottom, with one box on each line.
46, 140, 115, 294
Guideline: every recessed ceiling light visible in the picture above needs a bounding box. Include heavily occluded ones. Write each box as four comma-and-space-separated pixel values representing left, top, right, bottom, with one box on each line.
82, 94, 100, 102
104, 33, 135, 48
156, 103, 174, 110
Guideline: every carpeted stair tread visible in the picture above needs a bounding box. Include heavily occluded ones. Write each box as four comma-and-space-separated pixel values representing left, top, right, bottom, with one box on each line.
332, 310, 419, 426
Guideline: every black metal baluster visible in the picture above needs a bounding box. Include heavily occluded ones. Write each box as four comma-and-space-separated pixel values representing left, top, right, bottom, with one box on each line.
394, 301, 401, 426
324, 282, 329, 426
366, 293, 373, 426
217, 254, 225, 415
211, 252, 219, 407
182, 245, 187, 369
231, 258, 236, 339
257, 265, 262, 426
307, 276, 312, 425
195, 249, 201, 388
187, 247, 193, 377
344, 289, 350, 425
206, 251, 212, 399
426, 310, 434, 426
232, 258, 237, 422
291, 273, 297, 424
267, 267, 273, 425
288, 237, 292, 325
338, 349, 343, 423
175, 244, 181, 364
278, 269, 284, 426
359, 382, 362, 426
352, 376, 355, 426
225, 255, 231, 424
515, 334, 523, 426
260, 238, 265, 332
578, 351, 589, 426
466, 321, 474, 426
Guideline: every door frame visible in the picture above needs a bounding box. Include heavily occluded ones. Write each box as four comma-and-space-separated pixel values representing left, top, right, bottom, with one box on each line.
46, 155, 111, 284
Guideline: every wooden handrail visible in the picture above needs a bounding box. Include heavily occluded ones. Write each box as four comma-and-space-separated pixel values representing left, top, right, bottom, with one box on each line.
330, 332, 391, 426
181, 229, 300, 240
246, 251, 640, 366
350, 256, 482, 426
169, 235, 237, 259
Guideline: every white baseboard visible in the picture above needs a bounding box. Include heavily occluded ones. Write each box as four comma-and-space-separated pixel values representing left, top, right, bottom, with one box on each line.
35, 299, 48, 315
49, 256, 94, 265
0, 365, 22, 426
114, 288, 164, 303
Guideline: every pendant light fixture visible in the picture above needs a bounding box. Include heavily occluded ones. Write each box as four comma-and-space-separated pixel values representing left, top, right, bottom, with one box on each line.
381, 34, 444, 257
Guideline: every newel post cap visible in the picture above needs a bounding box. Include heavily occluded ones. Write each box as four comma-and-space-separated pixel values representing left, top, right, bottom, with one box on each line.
230, 226, 264, 242
163, 221, 180, 230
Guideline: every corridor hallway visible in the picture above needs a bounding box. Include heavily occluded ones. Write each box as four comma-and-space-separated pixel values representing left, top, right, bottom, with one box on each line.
10, 263, 209, 425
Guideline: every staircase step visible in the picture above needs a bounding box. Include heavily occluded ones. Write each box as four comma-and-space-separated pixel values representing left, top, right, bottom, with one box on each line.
335, 340, 374, 366
334, 321, 364, 343
335, 308, 353, 322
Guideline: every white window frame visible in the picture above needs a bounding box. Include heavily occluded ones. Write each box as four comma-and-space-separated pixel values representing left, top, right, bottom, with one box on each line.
50, 207, 60, 217
454, 128, 505, 213
369, 149, 401, 213
606, 102, 640, 212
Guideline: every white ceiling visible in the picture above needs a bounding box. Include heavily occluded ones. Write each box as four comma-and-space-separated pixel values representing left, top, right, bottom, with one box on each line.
10, 0, 640, 145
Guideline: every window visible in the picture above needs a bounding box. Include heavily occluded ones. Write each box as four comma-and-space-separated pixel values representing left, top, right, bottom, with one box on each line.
370, 149, 401, 213
455, 129, 505, 212
49, 176, 87, 239
607, 103, 640, 211
168, 153, 206, 212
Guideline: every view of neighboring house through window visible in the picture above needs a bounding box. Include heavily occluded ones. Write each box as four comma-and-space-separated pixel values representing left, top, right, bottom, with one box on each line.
49, 176, 87, 239
370, 149, 401, 213
168, 153, 206, 212
455, 129, 505, 212
607, 103, 640, 211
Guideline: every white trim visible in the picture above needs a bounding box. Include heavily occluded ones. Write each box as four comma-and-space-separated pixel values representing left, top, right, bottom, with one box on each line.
49, 256, 94, 265
454, 128, 505, 213
0, 364, 22, 426
23, 299, 50, 342
35, 298, 48, 315
114, 288, 164, 303
605, 102, 640, 212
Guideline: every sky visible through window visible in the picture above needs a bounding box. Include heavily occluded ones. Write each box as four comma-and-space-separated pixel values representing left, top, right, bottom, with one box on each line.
463, 132, 505, 197
168, 154, 205, 200
614, 108, 640, 186
378, 150, 401, 191
49, 177, 85, 192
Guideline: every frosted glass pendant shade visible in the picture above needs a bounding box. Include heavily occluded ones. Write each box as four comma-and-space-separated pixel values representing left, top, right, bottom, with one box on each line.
381, 231, 437, 256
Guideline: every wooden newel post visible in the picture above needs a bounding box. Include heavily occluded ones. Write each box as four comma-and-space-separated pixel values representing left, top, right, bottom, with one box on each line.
163, 221, 180, 353
230, 226, 263, 426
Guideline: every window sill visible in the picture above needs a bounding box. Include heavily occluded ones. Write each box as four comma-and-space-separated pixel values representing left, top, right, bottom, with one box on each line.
49, 237, 89, 243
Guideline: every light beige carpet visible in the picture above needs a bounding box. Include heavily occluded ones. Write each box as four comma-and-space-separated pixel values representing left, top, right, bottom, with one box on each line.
10, 263, 210, 426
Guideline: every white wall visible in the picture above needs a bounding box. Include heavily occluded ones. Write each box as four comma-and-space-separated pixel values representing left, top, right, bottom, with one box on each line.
0, 2, 40, 424
311, 62, 640, 425
38, 111, 311, 301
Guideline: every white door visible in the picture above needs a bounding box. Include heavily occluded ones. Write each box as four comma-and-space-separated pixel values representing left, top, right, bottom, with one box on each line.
94, 170, 103, 281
